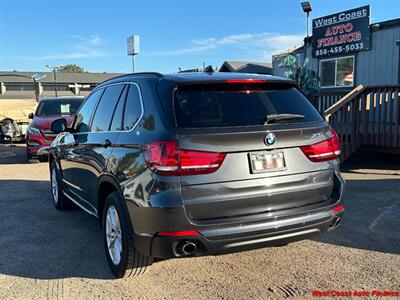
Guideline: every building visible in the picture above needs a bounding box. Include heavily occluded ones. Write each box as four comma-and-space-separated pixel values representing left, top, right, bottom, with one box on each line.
0, 71, 124, 99
220, 61, 273, 75
273, 5, 400, 92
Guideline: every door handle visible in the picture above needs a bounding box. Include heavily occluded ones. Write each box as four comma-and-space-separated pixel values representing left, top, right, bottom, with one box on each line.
101, 139, 112, 148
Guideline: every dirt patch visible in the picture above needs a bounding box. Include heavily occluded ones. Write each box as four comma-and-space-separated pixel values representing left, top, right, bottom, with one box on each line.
0, 98, 37, 122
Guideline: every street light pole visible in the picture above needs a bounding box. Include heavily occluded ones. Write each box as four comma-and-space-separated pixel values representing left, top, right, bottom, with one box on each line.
53, 68, 58, 97
127, 35, 140, 73
301, 2, 312, 38
46, 65, 60, 97
31, 74, 46, 102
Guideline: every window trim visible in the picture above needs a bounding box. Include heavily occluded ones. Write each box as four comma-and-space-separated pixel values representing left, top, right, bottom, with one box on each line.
319, 55, 355, 89
74, 81, 144, 135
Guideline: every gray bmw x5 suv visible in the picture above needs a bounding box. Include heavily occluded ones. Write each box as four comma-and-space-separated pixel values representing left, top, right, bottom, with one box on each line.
48, 72, 345, 278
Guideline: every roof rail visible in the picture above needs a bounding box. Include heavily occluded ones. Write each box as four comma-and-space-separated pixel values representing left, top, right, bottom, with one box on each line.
99, 72, 164, 85
178, 68, 203, 73
129, 72, 164, 77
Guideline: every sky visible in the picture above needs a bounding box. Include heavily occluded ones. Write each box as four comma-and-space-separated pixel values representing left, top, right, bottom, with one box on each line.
0, 0, 399, 73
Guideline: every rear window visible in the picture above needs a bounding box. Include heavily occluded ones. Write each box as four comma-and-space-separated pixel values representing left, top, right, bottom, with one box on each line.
174, 85, 323, 128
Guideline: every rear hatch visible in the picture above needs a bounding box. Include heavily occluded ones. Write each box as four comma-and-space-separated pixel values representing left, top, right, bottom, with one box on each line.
172, 80, 337, 223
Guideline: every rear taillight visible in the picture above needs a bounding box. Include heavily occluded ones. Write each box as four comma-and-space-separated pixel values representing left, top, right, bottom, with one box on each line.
300, 130, 341, 162
332, 205, 344, 213
144, 140, 226, 176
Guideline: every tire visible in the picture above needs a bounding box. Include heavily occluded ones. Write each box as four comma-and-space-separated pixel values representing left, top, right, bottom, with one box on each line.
50, 160, 72, 210
28, 158, 40, 164
102, 192, 153, 278
38, 155, 48, 163
27, 151, 39, 164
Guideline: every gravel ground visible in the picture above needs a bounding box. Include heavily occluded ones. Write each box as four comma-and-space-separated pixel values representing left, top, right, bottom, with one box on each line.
0, 144, 399, 299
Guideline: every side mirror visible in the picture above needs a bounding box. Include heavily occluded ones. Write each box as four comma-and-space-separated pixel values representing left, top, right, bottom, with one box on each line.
28, 112, 34, 119
51, 118, 67, 134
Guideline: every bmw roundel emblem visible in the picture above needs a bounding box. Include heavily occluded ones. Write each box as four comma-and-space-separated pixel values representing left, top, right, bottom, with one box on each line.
265, 132, 276, 146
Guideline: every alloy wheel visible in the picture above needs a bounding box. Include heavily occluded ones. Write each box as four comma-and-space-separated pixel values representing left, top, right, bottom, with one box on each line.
106, 205, 122, 265
51, 166, 58, 204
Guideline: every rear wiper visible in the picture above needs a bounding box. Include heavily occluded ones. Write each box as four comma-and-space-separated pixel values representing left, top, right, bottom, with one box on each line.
264, 114, 305, 125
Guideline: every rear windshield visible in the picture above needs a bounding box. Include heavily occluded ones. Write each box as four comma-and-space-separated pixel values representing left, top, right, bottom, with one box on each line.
174, 85, 323, 128
36, 98, 83, 116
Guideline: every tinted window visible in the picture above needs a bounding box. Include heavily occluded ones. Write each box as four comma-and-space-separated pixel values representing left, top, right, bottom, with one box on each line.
75, 89, 103, 133
91, 84, 125, 132
110, 85, 128, 131
174, 85, 323, 128
36, 98, 83, 116
123, 85, 142, 130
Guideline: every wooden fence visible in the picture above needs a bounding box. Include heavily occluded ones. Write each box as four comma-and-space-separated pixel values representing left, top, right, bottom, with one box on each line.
317, 90, 348, 114
324, 84, 400, 161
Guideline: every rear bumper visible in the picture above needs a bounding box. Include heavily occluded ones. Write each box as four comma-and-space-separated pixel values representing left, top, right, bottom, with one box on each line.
133, 203, 344, 258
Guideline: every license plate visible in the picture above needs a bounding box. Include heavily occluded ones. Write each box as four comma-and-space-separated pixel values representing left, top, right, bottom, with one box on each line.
249, 151, 286, 173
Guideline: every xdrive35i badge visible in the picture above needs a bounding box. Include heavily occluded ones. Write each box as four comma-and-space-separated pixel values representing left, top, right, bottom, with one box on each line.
265, 132, 276, 146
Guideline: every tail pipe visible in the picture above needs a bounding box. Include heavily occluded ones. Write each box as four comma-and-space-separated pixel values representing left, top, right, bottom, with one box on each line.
330, 204, 344, 229
330, 216, 342, 229
177, 241, 197, 256
332, 216, 342, 227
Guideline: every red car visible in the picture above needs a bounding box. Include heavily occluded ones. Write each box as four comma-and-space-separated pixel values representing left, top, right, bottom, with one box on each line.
26, 96, 84, 161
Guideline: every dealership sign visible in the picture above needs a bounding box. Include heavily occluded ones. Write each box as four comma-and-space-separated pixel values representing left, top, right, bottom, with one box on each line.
312, 5, 370, 58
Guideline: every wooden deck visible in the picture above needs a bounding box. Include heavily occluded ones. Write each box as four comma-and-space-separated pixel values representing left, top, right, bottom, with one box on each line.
321, 84, 400, 161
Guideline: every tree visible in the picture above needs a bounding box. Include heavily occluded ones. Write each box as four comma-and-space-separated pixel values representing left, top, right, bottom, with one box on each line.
59, 64, 85, 73
279, 55, 320, 103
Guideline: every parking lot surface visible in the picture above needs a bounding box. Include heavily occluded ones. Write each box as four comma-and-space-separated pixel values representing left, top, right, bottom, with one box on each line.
0, 144, 399, 299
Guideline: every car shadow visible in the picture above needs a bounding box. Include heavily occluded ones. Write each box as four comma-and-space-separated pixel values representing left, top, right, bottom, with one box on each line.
0, 144, 29, 164
314, 151, 400, 255
0, 178, 114, 280
314, 177, 400, 255
341, 149, 400, 173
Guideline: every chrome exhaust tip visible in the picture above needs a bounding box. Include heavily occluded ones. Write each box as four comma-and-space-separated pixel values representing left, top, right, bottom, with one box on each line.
330, 216, 342, 229
178, 241, 197, 256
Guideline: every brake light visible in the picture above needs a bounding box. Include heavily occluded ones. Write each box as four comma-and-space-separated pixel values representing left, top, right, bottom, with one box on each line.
157, 230, 201, 237
300, 130, 341, 162
144, 140, 226, 176
225, 79, 267, 83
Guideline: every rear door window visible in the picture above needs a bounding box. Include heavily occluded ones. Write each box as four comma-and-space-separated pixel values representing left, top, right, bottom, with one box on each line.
91, 84, 125, 132
110, 85, 128, 131
174, 85, 323, 128
123, 84, 142, 130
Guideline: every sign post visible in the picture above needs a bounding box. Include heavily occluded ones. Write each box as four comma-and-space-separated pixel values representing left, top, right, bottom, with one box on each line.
127, 35, 140, 72
312, 5, 370, 58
